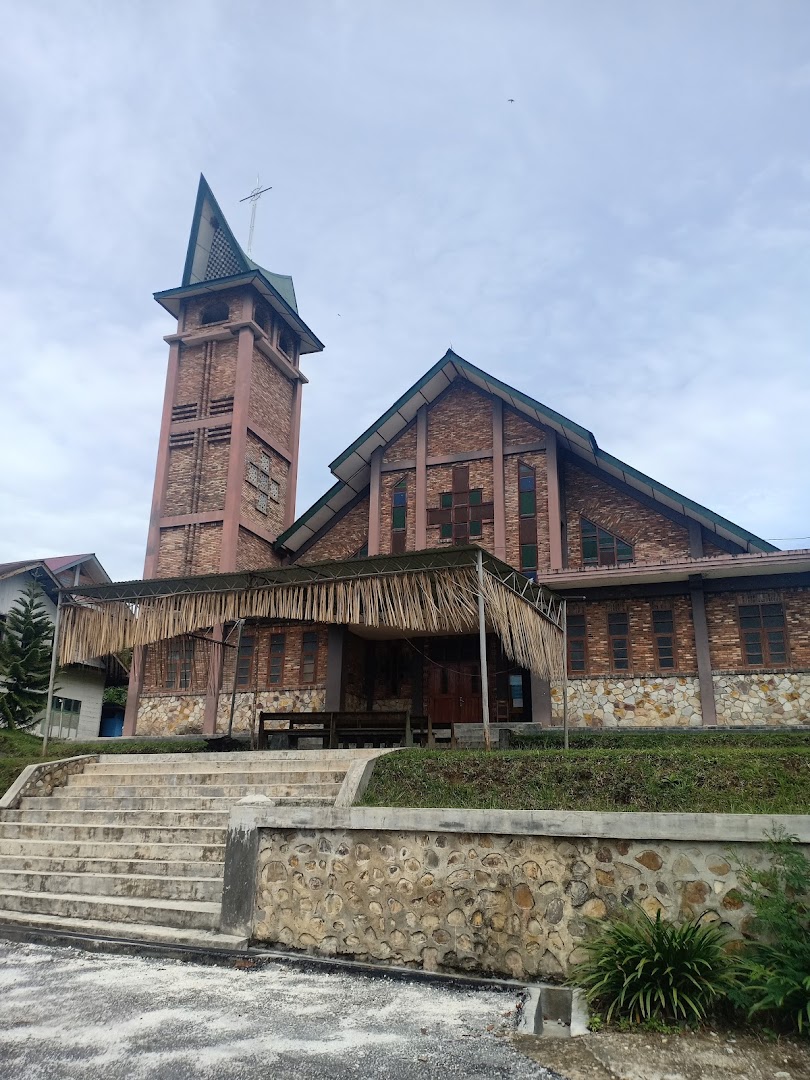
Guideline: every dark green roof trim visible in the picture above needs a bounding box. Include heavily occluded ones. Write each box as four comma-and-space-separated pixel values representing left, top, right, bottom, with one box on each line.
593, 449, 777, 553
329, 350, 596, 473
276, 479, 348, 548
154, 271, 324, 354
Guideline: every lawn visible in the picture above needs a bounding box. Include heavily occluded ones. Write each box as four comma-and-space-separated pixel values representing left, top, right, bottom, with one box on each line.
361, 737, 810, 814
0, 729, 208, 798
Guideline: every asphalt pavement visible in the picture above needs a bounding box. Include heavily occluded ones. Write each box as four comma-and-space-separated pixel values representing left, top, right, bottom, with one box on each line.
0, 940, 565, 1079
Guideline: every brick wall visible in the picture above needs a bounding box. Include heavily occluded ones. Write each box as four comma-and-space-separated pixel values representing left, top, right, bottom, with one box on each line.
379, 469, 417, 555
236, 526, 278, 571
383, 422, 417, 463
503, 405, 544, 446
425, 459, 496, 554
181, 289, 249, 333
221, 622, 328, 692
196, 441, 229, 513
564, 461, 691, 567
156, 522, 224, 576
504, 449, 549, 572
299, 496, 370, 564
571, 594, 698, 678
241, 431, 288, 540
426, 383, 492, 457
706, 586, 810, 672
249, 350, 295, 449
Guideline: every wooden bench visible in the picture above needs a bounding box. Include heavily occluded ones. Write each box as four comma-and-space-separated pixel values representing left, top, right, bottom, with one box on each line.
258, 710, 429, 750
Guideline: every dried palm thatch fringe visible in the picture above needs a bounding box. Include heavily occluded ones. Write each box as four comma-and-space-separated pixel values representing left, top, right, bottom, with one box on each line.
60, 566, 564, 679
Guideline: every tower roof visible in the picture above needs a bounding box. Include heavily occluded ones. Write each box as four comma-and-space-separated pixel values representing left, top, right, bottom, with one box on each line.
155, 176, 324, 354
182, 174, 298, 310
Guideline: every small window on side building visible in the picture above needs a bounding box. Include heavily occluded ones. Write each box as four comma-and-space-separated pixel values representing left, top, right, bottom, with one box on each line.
608, 611, 630, 671
739, 602, 787, 667
300, 631, 318, 683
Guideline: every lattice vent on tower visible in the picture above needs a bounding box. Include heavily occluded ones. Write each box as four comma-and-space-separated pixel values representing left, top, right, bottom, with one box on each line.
205, 225, 243, 281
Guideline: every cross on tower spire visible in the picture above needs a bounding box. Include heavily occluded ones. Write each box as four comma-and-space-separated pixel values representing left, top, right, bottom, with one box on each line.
239, 175, 272, 256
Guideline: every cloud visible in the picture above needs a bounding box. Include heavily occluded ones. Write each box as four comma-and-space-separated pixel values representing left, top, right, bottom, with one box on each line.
1, 2, 809, 577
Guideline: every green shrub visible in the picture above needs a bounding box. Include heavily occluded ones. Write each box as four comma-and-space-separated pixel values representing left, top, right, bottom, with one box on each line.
570, 907, 737, 1024
732, 833, 810, 1034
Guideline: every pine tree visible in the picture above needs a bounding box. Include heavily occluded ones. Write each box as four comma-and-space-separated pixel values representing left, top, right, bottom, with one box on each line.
0, 581, 55, 730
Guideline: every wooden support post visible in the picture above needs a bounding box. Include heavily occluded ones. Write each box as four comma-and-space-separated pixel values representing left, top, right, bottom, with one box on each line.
41, 593, 62, 756
325, 626, 345, 712
689, 575, 717, 727
368, 447, 383, 556
476, 549, 492, 751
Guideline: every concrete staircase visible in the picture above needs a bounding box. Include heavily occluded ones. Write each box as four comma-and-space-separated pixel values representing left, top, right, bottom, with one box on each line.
0, 751, 351, 949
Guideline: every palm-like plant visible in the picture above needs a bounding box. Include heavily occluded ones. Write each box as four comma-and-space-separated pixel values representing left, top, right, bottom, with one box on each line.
571, 907, 737, 1024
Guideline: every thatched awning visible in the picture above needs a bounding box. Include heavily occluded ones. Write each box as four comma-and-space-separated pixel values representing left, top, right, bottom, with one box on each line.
58, 547, 566, 681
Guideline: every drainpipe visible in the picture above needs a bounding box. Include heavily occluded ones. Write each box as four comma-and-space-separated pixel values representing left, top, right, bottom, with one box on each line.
476, 549, 491, 751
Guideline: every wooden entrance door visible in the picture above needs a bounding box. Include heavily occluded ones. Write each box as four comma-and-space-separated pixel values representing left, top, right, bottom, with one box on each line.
427, 659, 482, 725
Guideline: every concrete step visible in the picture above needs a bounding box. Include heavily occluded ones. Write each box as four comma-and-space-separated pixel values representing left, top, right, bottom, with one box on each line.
0, 907, 247, 950
70, 768, 347, 787
1, 809, 230, 828
0, 888, 220, 931
0, 837, 225, 862
0, 853, 223, 878
0, 869, 222, 902
85, 759, 349, 776
36, 784, 341, 804
95, 750, 372, 764
0, 822, 225, 844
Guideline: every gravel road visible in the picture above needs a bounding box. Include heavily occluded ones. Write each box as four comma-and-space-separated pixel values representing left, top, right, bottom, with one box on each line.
0, 940, 565, 1079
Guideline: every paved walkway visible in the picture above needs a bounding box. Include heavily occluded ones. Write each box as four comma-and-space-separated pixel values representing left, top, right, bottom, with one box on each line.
0, 941, 561, 1079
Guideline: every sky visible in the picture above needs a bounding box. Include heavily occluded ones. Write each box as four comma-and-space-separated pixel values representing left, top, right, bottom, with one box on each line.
1, 1, 808, 581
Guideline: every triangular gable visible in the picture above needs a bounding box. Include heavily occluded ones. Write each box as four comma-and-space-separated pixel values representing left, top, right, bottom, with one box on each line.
278, 350, 777, 556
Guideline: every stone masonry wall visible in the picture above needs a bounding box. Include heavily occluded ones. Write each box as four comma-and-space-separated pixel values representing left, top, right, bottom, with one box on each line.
215, 688, 326, 733
253, 828, 789, 979
552, 676, 703, 727
714, 672, 810, 726
136, 694, 206, 736
550, 672, 810, 727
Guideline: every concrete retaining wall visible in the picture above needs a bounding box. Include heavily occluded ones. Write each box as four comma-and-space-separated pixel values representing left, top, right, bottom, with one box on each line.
222, 805, 810, 980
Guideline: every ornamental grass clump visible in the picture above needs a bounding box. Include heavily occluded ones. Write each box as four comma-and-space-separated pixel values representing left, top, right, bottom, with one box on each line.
570, 907, 737, 1025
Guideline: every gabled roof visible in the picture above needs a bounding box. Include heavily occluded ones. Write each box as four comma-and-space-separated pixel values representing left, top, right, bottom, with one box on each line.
154, 175, 324, 356
278, 350, 777, 556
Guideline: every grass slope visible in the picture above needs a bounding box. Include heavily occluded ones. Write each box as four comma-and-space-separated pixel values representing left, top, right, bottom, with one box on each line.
0, 729, 207, 798
361, 745, 810, 814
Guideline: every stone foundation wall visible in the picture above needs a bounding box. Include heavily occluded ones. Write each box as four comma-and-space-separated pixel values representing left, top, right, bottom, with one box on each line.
136, 694, 206, 736
552, 676, 702, 728
252, 826, 788, 980
136, 688, 326, 736
215, 688, 326, 733
714, 672, 810, 726
551, 672, 810, 728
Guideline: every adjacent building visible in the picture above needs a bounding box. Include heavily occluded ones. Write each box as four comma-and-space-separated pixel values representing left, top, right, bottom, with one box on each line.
0, 555, 119, 739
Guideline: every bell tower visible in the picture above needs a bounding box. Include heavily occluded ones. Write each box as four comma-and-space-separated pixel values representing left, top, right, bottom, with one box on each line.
144, 174, 324, 578
123, 175, 323, 734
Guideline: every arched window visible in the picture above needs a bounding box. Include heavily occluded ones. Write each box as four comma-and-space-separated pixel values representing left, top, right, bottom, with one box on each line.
199, 299, 230, 325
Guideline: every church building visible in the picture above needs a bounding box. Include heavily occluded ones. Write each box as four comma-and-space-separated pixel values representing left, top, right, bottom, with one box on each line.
118, 176, 810, 737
